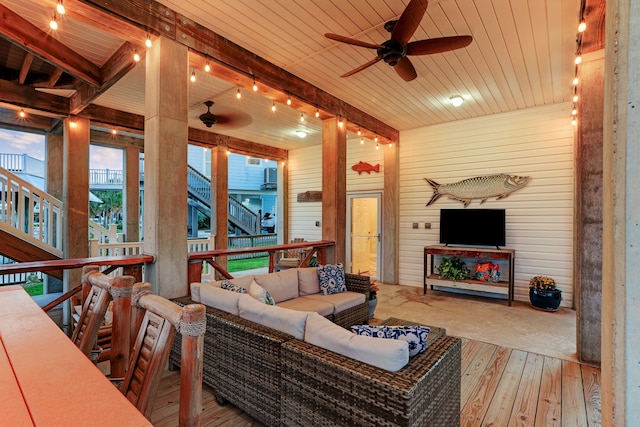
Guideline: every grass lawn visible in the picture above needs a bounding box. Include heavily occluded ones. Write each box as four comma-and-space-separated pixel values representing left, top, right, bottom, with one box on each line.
23, 282, 44, 296
228, 257, 269, 273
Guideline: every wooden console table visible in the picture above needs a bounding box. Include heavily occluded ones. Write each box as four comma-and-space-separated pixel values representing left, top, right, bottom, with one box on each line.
424, 245, 515, 306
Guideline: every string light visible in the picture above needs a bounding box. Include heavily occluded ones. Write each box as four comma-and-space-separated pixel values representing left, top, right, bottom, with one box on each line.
575, 55, 582, 65
204, 62, 211, 72
388, 142, 393, 148
18, 109, 26, 118
252, 77, 258, 92
300, 113, 305, 122
190, 70, 196, 82
315, 109, 320, 118
271, 102, 276, 112
578, 21, 586, 33
374, 135, 378, 143
360, 137, 364, 144
133, 52, 141, 62
286, 96, 292, 106
111, 129, 118, 135
357, 128, 361, 136
375, 143, 379, 150
236, 87, 242, 99
572, 118, 577, 126
573, 94, 578, 102
49, 13, 58, 30
572, 77, 579, 86
571, 108, 577, 116
56, 0, 66, 15
338, 116, 343, 127
571, 0, 586, 126
145, 36, 153, 48
69, 118, 77, 128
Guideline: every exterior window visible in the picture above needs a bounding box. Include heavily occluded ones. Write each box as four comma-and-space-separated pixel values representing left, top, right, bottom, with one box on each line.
246, 157, 261, 166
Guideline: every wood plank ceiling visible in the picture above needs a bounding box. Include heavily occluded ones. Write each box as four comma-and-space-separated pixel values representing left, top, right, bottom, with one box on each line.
0, 0, 580, 150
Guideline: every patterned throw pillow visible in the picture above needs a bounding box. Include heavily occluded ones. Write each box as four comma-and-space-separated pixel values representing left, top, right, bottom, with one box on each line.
317, 263, 347, 295
248, 280, 275, 305
351, 325, 389, 338
220, 279, 247, 293
387, 326, 431, 358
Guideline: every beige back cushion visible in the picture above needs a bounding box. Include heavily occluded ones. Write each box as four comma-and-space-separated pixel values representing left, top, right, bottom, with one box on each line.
194, 283, 242, 316
238, 294, 309, 339
297, 268, 320, 296
304, 313, 409, 372
254, 268, 299, 303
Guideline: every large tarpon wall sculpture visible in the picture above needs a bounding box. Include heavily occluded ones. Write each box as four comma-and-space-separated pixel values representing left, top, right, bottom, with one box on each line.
425, 174, 531, 207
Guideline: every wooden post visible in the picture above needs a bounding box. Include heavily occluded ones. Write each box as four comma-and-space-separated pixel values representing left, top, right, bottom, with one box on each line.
178, 303, 205, 427
110, 275, 134, 378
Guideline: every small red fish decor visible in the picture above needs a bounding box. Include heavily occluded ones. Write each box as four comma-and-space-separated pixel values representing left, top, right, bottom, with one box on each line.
352, 161, 380, 175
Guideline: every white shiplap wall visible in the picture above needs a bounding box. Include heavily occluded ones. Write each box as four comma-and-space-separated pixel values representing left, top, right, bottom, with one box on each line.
399, 102, 574, 307
288, 137, 386, 241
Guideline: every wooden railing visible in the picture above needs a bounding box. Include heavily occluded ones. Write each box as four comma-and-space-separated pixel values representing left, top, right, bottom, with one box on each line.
0, 166, 63, 257
0, 255, 154, 312
187, 240, 335, 286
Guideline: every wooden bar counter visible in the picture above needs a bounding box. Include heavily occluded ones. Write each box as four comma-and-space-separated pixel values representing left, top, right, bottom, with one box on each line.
0, 286, 151, 426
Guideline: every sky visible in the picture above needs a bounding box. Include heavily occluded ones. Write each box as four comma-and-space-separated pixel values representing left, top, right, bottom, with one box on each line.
0, 128, 123, 170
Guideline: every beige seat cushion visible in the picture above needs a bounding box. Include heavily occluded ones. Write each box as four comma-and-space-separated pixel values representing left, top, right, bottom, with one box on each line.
304, 291, 366, 313
277, 295, 334, 317
238, 294, 309, 340
297, 268, 320, 296
304, 312, 409, 372
254, 268, 299, 303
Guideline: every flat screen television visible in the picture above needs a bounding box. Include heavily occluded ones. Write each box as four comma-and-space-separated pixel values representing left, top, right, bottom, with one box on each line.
439, 209, 506, 248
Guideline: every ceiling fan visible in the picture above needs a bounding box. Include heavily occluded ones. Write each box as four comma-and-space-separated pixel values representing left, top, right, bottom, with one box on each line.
324, 0, 472, 81
198, 100, 252, 129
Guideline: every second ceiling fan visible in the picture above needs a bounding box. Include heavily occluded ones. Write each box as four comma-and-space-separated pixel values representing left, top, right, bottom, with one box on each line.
325, 0, 472, 81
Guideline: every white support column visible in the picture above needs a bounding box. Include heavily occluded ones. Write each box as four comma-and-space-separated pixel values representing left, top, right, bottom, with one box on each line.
143, 36, 189, 298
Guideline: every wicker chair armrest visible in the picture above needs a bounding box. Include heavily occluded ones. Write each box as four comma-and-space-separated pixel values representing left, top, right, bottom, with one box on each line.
344, 273, 370, 298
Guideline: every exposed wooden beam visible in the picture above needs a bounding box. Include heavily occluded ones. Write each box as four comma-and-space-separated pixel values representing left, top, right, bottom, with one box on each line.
0, 79, 69, 115
18, 52, 34, 85
0, 107, 57, 132
0, 3, 101, 87
47, 68, 64, 89
80, 104, 144, 132
90, 129, 143, 150
188, 128, 288, 161
76, 0, 398, 142
582, 0, 606, 53
70, 42, 139, 115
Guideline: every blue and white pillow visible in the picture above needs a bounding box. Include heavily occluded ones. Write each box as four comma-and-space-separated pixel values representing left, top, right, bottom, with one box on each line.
220, 279, 247, 293
387, 326, 430, 358
351, 325, 389, 338
317, 263, 347, 295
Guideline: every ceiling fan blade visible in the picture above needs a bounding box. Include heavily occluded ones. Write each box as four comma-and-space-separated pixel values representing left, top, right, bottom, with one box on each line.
394, 57, 417, 81
406, 36, 473, 55
341, 57, 382, 78
391, 0, 429, 45
325, 33, 383, 49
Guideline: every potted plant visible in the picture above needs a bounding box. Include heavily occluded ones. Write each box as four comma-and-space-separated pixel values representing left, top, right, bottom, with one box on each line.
529, 276, 562, 311
368, 280, 380, 319
436, 256, 469, 283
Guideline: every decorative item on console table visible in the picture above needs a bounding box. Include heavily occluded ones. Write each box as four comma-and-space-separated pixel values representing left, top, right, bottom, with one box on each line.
436, 256, 470, 283
529, 276, 562, 311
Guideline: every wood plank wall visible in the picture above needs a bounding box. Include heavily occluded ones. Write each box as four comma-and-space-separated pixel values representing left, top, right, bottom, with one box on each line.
399, 103, 575, 306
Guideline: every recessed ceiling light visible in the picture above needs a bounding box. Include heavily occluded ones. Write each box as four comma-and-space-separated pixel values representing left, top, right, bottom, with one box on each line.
295, 130, 307, 138
449, 95, 464, 107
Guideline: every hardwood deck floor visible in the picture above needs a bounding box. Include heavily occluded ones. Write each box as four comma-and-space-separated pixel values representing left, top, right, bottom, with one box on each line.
150, 336, 601, 426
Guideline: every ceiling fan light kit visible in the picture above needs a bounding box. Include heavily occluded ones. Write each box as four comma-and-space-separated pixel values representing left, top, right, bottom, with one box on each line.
325, 0, 472, 81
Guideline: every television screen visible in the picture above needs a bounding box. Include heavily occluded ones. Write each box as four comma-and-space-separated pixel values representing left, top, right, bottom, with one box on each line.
439, 209, 506, 248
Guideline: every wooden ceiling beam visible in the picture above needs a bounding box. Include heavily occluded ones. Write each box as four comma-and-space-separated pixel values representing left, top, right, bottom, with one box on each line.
188, 128, 288, 161
90, 129, 144, 150
581, 0, 606, 53
18, 53, 34, 85
47, 68, 64, 89
0, 4, 101, 87
0, 79, 69, 115
70, 42, 139, 115
75, 0, 398, 143
0, 107, 57, 132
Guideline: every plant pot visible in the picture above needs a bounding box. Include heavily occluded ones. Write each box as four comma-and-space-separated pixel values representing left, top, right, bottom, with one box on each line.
529, 288, 562, 312
368, 298, 378, 319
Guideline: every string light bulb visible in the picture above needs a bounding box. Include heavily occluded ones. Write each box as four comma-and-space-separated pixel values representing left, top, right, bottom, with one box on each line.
133, 52, 141, 62
573, 94, 578, 102
315, 109, 320, 118
572, 77, 579, 86
338, 116, 343, 127
300, 113, 305, 122
578, 21, 587, 33
571, 108, 577, 116
388, 142, 393, 148
360, 137, 364, 144
190, 71, 196, 82
271, 102, 276, 112
204, 62, 211, 72
56, 0, 66, 15
357, 128, 361, 136
252, 77, 258, 92
575, 55, 582, 65
19, 109, 26, 118
375, 143, 379, 150
374, 135, 378, 143
286, 96, 292, 106
111, 129, 117, 135
69, 118, 77, 128
572, 118, 577, 126
49, 13, 58, 30
236, 87, 242, 99
145, 36, 153, 48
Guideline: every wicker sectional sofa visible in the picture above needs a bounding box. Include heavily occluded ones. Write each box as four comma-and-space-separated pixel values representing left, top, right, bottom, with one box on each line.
170, 269, 462, 427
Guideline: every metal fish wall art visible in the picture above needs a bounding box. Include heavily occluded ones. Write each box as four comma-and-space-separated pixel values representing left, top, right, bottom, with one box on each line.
351, 161, 380, 175
425, 174, 531, 207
